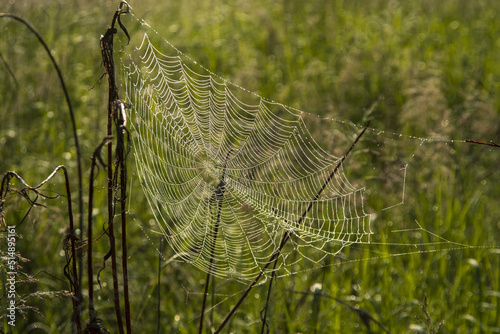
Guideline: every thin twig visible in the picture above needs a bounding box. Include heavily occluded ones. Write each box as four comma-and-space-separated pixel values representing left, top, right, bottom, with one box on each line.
214, 123, 370, 333
87, 137, 112, 327
199, 150, 232, 334
119, 116, 132, 334
157, 238, 162, 334
259, 258, 278, 334
61, 166, 82, 333
0, 50, 18, 86
465, 139, 500, 148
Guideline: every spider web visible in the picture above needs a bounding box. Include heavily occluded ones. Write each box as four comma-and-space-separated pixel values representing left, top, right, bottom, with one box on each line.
112, 9, 500, 333
117, 13, 500, 286
121, 32, 372, 281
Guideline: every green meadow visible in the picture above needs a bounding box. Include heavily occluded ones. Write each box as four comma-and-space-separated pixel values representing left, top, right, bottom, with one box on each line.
1, 0, 499, 333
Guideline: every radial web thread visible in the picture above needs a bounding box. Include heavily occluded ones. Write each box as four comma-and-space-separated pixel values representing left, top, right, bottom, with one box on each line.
122, 33, 372, 281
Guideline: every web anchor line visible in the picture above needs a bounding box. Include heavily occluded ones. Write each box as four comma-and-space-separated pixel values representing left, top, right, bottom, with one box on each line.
381, 163, 407, 211
214, 122, 370, 333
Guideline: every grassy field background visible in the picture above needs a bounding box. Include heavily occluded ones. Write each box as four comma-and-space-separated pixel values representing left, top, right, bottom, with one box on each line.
1, 0, 499, 333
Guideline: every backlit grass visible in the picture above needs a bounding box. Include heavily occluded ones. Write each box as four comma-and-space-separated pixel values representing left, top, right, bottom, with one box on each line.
1, 0, 499, 333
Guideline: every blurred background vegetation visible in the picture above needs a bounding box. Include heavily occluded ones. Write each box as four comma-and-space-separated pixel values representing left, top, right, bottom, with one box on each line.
1, 0, 499, 333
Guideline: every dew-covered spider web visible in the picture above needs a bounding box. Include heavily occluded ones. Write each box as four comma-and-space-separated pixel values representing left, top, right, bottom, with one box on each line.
122, 32, 371, 281
118, 13, 499, 284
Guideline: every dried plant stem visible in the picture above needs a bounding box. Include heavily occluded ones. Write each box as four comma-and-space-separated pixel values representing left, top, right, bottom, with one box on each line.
100, 3, 131, 333
0, 13, 84, 328
120, 149, 131, 333
61, 167, 82, 333
157, 239, 163, 334
101, 21, 124, 334
465, 139, 500, 148
87, 148, 99, 324
107, 137, 124, 334
0, 167, 82, 332
259, 258, 278, 334
85, 138, 112, 333
215, 123, 370, 333
198, 206, 221, 334
116, 102, 131, 333
199, 151, 232, 334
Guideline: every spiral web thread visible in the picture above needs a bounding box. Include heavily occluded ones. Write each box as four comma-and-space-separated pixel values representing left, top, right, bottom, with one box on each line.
122, 33, 372, 281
